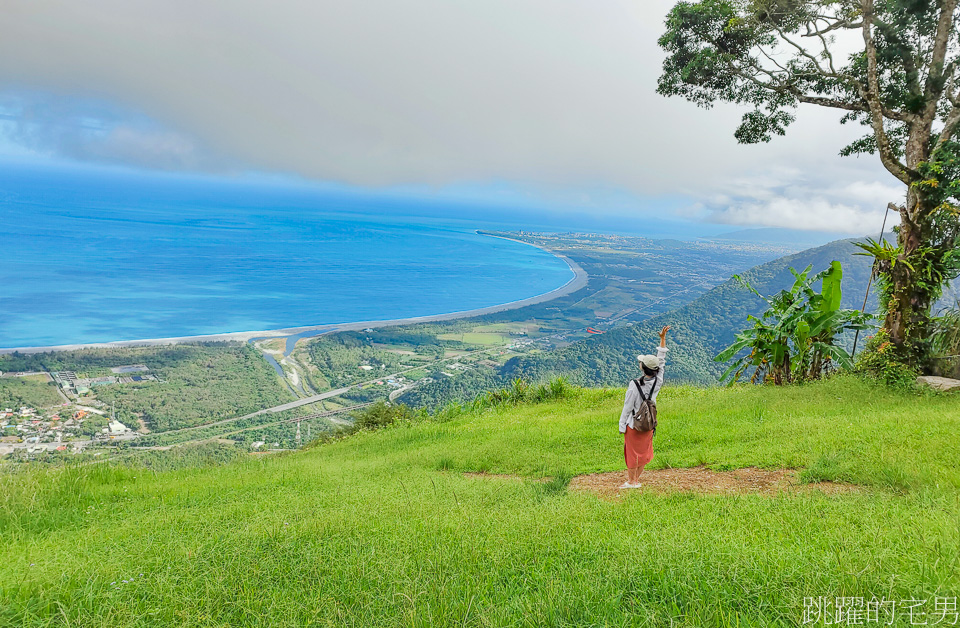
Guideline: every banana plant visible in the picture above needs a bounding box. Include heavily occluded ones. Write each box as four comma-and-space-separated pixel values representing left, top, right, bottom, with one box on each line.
716, 262, 874, 385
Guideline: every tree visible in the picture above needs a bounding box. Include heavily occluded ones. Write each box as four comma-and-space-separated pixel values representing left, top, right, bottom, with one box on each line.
658, 0, 960, 369
715, 262, 873, 383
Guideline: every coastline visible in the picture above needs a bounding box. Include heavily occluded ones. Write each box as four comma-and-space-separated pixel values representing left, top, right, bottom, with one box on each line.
0, 235, 587, 355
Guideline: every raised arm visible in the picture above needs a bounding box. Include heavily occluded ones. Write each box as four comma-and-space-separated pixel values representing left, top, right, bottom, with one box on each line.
656, 325, 671, 383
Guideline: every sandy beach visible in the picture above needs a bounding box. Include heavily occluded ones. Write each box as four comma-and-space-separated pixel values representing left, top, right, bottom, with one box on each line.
1, 237, 587, 354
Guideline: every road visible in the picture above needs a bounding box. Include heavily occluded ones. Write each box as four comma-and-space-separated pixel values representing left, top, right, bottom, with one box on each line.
4, 431, 140, 454
236, 387, 353, 419
140, 386, 354, 440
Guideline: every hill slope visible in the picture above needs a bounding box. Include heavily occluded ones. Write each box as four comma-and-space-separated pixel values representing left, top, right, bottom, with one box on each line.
502, 237, 877, 386
3, 377, 958, 627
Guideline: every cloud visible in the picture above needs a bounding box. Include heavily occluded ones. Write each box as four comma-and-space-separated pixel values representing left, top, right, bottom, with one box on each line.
712, 197, 882, 234
831, 180, 906, 208
0, 92, 212, 170
697, 173, 905, 234
0, 0, 903, 231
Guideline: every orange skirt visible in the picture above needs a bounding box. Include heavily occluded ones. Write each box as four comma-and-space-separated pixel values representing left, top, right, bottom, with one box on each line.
624, 425, 654, 469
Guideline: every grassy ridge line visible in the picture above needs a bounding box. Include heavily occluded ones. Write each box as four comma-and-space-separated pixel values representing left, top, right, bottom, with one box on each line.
2, 376, 959, 627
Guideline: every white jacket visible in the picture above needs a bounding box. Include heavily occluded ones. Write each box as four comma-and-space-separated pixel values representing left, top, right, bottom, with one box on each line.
619, 346, 668, 433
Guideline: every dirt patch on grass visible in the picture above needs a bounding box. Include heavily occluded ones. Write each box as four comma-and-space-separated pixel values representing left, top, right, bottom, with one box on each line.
568, 467, 857, 497
463, 467, 857, 496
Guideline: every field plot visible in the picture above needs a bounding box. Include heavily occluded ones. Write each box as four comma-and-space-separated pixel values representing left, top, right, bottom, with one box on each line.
437, 332, 507, 345
0, 374, 62, 409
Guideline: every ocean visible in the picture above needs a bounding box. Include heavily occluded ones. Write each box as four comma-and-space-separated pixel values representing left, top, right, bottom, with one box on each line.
0, 165, 575, 348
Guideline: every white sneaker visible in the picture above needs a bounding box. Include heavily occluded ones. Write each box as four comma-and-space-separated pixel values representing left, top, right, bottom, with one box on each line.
619, 481, 633, 489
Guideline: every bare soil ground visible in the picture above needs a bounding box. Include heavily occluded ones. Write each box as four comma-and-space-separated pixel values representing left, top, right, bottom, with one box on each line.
464, 467, 858, 496
569, 467, 857, 497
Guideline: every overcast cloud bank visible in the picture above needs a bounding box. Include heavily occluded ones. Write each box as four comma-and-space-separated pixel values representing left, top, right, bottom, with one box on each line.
0, 0, 902, 233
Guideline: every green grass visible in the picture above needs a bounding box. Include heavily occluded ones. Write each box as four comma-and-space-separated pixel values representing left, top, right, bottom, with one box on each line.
472, 322, 539, 334
437, 332, 507, 345
2, 376, 959, 627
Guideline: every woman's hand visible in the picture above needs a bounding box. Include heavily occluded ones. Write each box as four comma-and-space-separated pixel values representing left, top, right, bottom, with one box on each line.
659, 325, 671, 347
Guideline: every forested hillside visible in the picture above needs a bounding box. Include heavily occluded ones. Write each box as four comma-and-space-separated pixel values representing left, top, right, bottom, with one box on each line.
501, 238, 878, 386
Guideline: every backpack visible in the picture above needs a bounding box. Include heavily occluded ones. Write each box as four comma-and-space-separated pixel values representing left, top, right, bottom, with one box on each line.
631, 378, 658, 433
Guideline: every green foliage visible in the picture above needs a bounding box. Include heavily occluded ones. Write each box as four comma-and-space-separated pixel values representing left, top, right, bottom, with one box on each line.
855, 329, 920, 389
352, 401, 417, 431
502, 238, 876, 388
715, 262, 874, 384
93, 344, 294, 431
853, 237, 902, 308
0, 377, 63, 409
119, 442, 246, 472
931, 302, 960, 377
304, 326, 456, 391
855, 216, 960, 366
914, 143, 960, 232
532, 469, 574, 499
0, 344, 293, 432
658, 0, 960, 368
481, 376, 573, 408
306, 333, 407, 388
78, 414, 109, 437
657, 0, 956, 158
397, 367, 502, 410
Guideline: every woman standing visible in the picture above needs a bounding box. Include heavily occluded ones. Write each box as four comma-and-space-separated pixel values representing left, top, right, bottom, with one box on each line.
618, 325, 670, 489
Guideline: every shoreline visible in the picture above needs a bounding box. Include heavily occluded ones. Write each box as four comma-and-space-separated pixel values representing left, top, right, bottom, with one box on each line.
0, 235, 587, 355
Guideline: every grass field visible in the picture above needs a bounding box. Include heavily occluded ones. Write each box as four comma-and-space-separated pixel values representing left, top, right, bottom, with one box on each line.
437, 332, 507, 345
472, 322, 540, 334
2, 376, 959, 627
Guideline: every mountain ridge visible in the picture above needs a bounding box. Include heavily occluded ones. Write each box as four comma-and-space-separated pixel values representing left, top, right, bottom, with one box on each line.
500, 237, 878, 386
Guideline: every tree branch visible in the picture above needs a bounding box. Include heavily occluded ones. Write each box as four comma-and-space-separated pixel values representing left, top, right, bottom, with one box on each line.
811, 20, 839, 76
731, 48, 911, 122
871, 18, 924, 99
770, 23, 843, 80
795, 94, 884, 116
935, 103, 960, 151
803, 19, 863, 37
757, 45, 791, 74
861, 0, 913, 184
921, 0, 959, 128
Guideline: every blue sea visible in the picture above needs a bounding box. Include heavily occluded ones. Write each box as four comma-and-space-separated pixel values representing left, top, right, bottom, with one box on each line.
1, 164, 577, 348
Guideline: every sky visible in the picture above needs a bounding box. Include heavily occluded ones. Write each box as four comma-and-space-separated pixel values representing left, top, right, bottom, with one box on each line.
0, 0, 905, 235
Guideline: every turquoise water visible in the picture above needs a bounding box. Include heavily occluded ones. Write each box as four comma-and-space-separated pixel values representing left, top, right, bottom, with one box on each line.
0, 166, 573, 348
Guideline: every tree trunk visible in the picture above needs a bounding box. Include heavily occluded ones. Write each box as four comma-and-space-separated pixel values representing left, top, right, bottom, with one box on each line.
884, 185, 936, 367
876, 111, 945, 369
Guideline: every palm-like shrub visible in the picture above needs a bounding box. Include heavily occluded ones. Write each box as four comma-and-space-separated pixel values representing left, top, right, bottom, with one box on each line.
931, 303, 960, 378
716, 263, 874, 385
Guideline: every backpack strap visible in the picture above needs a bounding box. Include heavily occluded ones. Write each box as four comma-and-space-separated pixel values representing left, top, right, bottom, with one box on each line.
632, 378, 647, 402
633, 378, 656, 402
